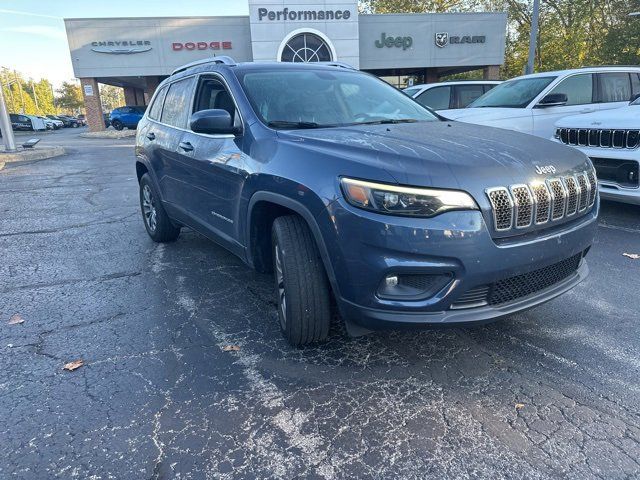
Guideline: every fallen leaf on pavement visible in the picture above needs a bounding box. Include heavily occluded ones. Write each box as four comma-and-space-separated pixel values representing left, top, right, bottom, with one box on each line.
515, 403, 525, 410
623, 253, 640, 260
8, 314, 25, 325
222, 345, 240, 352
63, 360, 84, 371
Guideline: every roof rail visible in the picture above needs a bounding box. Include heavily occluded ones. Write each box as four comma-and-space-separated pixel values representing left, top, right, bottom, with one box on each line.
579, 65, 640, 69
317, 61, 357, 70
171, 56, 236, 75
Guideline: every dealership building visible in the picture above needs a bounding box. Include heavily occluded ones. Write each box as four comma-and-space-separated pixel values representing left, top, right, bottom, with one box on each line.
64, 0, 507, 131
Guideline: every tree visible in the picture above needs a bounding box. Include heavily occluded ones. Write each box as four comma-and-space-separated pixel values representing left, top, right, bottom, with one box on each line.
33, 79, 56, 114
100, 84, 125, 112
56, 81, 84, 113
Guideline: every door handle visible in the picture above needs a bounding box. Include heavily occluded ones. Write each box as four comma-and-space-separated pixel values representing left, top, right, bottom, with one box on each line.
178, 141, 194, 152
146, 132, 155, 141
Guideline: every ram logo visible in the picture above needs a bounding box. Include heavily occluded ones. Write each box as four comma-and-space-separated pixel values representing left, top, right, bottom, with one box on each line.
435, 32, 449, 48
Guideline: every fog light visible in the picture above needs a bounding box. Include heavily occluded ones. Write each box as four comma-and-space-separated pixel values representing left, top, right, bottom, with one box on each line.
377, 273, 453, 300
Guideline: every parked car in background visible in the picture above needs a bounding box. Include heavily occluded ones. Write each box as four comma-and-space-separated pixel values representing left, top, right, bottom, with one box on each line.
45, 116, 64, 129
442, 67, 640, 139
47, 115, 70, 127
9, 113, 33, 131
110, 106, 146, 130
57, 115, 82, 128
38, 116, 56, 130
403, 81, 501, 111
77, 114, 87, 126
135, 59, 598, 346
554, 94, 640, 205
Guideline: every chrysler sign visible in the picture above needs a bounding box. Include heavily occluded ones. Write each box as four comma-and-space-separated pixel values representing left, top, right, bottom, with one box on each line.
91, 40, 152, 54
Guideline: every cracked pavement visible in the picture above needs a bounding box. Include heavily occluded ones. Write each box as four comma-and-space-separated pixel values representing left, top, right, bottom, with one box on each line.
1, 129, 639, 479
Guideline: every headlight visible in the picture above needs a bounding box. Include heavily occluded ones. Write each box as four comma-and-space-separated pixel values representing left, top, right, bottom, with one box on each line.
340, 177, 478, 217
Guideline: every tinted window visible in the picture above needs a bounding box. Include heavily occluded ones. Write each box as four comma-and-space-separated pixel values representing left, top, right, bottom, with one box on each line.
239, 69, 438, 127
455, 85, 485, 108
148, 86, 167, 120
598, 73, 632, 103
471, 76, 556, 108
483, 84, 497, 93
193, 77, 237, 123
161, 77, 195, 128
415, 86, 451, 110
548, 74, 593, 105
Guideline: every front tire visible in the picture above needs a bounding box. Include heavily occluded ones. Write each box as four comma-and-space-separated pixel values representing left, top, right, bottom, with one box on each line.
139, 173, 180, 242
112, 120, 124, 131
271, 215, 331, 346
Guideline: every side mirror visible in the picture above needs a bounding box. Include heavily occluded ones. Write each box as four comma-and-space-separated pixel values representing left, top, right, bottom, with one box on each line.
537, 93, 568, 108
190, 109, 238, 135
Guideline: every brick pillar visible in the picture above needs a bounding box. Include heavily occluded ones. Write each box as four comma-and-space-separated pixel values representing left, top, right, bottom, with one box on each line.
79, 78, 105, 132
144, 76, 161, 104
124, 86, 137, 106
424, 68, 439, 83
483, 65, 501, 80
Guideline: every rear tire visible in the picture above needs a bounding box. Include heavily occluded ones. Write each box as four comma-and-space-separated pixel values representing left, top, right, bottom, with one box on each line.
272, 215, 331, 346
139, 173, 180, 243
112, 120, 124, 131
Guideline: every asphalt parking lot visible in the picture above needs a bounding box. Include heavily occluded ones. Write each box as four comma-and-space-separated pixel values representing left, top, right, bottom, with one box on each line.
1, 128, 639, 479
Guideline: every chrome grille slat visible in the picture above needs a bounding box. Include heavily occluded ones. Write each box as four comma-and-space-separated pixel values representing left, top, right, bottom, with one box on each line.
486, 169, 595, 233
510, 185, 533, 228
530, 183, 551, 224
547, 178, 566, 220
586, 170, 597, 206
563, 176, 579, 216
486, 187, 513, 231
576, 173, 589, 212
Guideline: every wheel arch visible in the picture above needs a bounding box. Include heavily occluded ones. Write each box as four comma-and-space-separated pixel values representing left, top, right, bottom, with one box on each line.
246, 191, 340, 297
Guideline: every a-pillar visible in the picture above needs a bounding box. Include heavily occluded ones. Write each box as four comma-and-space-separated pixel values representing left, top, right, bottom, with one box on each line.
483, 65, 501, 80
79, 78, 105, 132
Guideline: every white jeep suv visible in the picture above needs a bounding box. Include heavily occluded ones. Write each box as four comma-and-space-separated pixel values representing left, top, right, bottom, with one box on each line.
553, 95, 640, 205
442, 67, 640, 140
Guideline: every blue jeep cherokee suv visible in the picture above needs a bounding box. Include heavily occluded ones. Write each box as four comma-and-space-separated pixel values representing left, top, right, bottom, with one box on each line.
135, 57, 598, 346
110, 106, 146, 130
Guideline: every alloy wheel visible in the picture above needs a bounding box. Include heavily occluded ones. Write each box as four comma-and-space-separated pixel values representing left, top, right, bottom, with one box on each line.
142, 184, 157, 232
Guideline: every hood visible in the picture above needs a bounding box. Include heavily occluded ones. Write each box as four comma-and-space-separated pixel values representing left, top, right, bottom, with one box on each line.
438, 107, 528, 123
277, 121, 590, 196
555, 105, 639, 130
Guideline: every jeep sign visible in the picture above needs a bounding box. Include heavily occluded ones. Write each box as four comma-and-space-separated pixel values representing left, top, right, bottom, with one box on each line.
375, 33, 413, 50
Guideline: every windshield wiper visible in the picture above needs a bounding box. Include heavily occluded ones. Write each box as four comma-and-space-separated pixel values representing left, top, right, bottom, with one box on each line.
267, 120, 325, 129
355, 119, 420, 125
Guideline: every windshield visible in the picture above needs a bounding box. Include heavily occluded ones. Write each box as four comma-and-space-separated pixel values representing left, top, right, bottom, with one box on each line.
470, 76, 557, 108
237, 68, 439, 128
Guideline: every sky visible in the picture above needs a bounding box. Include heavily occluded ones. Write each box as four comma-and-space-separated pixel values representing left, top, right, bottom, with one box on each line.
0, 0, 248, 87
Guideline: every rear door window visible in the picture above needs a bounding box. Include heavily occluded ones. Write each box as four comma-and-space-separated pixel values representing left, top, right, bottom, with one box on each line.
148, 86, 167, 120
630, 73, 640, 97
548, 74, 594, 105
597, 72, 632, 103
160, 77, 196, 128
454, 85, 485, 109
415, 86, 451, 110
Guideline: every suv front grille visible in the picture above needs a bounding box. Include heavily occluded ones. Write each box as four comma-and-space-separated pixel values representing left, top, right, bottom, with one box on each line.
485, 170, 596, 233
450, 251, 584, 309
556, 128, 640, 149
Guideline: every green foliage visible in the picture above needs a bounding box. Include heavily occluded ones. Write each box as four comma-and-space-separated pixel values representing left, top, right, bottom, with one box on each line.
1, 68, 58, 115
56, 81, 84, 113
100, 84, 125, 112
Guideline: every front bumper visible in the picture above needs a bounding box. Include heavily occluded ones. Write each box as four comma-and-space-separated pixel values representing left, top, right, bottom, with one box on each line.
324, 198, 598, 329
